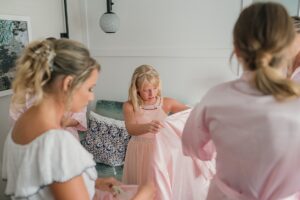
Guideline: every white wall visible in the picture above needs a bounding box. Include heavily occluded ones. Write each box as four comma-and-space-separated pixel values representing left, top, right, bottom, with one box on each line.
93, 56, 239, 106
83, 0, 242, 109
0, 0, 65, 198
89, 0, 300, 105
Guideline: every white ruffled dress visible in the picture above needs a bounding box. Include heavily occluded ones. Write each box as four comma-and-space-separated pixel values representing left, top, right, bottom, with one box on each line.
2, 129, 97, 200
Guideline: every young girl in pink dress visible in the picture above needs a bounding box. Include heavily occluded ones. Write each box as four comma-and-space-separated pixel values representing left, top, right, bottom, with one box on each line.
122, 65, 215, 199
182, 2, 300, 200
122, 65, 189, 185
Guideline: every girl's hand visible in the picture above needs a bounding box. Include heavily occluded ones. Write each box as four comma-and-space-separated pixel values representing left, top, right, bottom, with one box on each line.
95, 177, 121, 192
147, 120, 164, 134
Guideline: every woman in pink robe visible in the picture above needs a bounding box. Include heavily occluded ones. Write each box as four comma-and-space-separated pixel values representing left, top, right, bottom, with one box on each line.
182, 2, 300, 200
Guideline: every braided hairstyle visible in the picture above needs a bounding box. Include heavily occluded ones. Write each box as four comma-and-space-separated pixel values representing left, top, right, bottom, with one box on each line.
11, 38, 100, 112
233, 2, 299, 100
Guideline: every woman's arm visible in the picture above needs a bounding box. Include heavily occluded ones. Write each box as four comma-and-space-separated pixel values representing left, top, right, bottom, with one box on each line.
123, 102, 164, 136
163, 97, 190, 114
50, 175, 90, 200
182, 104, 215, 161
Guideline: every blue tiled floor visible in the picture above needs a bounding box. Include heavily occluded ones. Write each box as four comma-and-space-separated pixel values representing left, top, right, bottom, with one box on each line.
96, 163, 124, 181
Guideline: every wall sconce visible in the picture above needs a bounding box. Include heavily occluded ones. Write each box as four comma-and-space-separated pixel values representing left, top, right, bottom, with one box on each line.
99, 0, 120, 33
60, 0, 69, 38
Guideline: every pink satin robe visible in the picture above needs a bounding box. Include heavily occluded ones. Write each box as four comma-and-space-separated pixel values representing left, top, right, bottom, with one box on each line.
182, 72, 300, 200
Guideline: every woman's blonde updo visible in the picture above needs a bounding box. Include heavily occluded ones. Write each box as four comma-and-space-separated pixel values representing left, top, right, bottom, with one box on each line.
128, 65, 161, 112
11, 38, 100, 112
233, 2, 299, 100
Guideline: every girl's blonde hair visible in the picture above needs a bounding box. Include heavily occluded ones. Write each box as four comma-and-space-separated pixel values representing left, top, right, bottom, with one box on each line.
11, 38, 100, 112
233, 2, 299, 101
128, 65, 161, 112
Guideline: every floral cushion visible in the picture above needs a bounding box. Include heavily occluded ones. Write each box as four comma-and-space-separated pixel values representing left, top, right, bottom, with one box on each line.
81, 111, 131, 166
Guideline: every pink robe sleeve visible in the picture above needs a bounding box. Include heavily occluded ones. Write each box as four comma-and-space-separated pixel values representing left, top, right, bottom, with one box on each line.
70, 107, 88, 131
9, 107, 25, 122
182, 103, 215, 161
291, 67, 300, 83
9, 94, 34, 123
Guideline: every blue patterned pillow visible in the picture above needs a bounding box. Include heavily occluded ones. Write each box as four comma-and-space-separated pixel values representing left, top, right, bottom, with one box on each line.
81, 111, 131, 166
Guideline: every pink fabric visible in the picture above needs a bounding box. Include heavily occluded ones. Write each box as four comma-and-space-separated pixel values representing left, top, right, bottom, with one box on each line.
291, 67, 300, 83
64, 107, 88, 140
122, 100, 167, 185
93, 185, 138, 200
151, 109, 215, 200
211, 176, 300, 200
9, 94, 34, 122
70, 107, 88, 131
182, 71, 300, 200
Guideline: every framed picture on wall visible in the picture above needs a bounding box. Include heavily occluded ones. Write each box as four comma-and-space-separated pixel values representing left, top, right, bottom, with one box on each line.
0, 15, 32, 97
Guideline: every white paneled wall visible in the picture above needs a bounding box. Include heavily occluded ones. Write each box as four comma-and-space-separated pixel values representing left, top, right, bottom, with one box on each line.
93, 56, 238, 107
87, 0, 241, 53
82, 0, 242, 108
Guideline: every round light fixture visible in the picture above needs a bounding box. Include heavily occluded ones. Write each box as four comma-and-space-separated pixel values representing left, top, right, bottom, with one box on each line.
99, 0, 120, 33
100, 12, 120, 33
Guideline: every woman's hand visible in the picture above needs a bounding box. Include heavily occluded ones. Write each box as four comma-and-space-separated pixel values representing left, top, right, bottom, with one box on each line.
146, 120, 164, 134
95, 177, 121, 192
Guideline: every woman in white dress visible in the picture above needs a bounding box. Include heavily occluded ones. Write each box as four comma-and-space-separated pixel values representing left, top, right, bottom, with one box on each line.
2, 38, 154, 200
